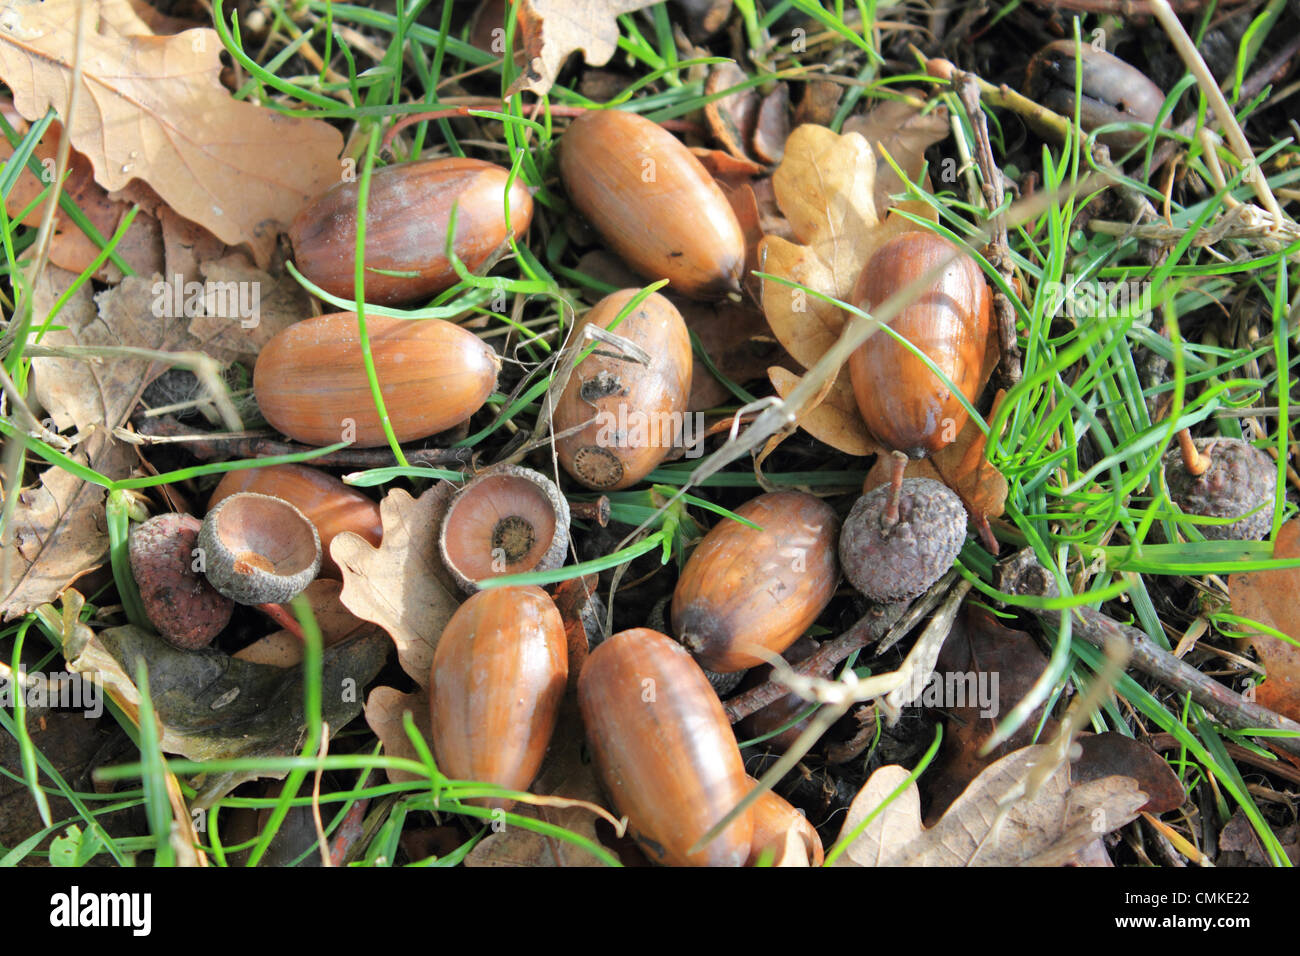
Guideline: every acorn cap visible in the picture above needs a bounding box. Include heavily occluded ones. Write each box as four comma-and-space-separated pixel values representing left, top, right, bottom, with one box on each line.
839, 477, 966, 603
1164, 437, 1277, 541
439, 465, 571, 593
199, 492, 322, 605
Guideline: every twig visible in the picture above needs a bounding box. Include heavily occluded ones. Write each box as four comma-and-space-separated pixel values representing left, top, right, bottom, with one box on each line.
131, 415, 471, 468
724, 600, 910, 723
997, 549, 1300, 758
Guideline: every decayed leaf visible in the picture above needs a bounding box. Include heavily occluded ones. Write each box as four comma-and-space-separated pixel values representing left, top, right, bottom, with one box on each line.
843, 94, 950, 212
464, 706, 619, 867
679, 296, 784, 411
507, 0, 660, 97
1228, 519, 1300, 722
363, 686, 434, 785
333, 484, 462, 688
836, 745, 1146, 867
63, 624, 389, 806
185, 253, 315, 364
768, 365, 878, 457
704, 63, 759, 162
923, 606, 1055, 819
0, 0, 344, 266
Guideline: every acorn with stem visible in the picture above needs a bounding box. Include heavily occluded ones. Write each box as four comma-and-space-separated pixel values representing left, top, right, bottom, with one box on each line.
1164, 428, 1276, 541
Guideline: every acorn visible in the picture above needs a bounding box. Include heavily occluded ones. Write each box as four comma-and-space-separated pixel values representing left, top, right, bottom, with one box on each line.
1164, 430, 1276, 541
253, 312, 499, 448
672, 491, 839, 673
128, 513, 233, 649
553, 289, 693, 490
208, 464, 382, 578
578, 628, 753, 866
840, 453, 966, 603
429, 586, 567, 810
1025, 41, 1167, 151
290, 157, 534, 305
848, 231, 991, 459
746, 781, 824, 867
198, 492, 322, 606
559, 110, 746, 299
438, 465, 570, 593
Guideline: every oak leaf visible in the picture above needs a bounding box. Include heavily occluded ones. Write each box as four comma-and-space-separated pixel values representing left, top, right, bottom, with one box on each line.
333, 485, 462, 688
507, 0, 659, 97
1228, 519, 1300, 723
0, 0, 344, 266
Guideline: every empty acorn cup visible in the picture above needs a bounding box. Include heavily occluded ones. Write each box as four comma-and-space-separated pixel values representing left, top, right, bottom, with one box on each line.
198, 492, 323, 605
439, 465, 570, 593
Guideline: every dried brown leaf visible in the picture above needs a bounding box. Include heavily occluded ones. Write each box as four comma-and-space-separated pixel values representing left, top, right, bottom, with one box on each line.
836, 745, 1146, 867
507, 0, 660, 97
843, 94, 949, 212
333, 484, 462, 688
704, 62, 759, 161
0, 0, 344, 266
1228, 519, 1300, 722
363, 685, 434, 785
768, 365, 878, 457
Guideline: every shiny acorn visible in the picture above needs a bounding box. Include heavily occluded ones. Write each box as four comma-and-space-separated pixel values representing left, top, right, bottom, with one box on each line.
553, 289, 693, 490
848, 231, 991, 459
253, 312, 499, 448
290, 157, 533, 305
672, 491, 839, 673
560, 110, 746, 299
208, 464, 382, 578
429, 586, 568, 811
578, 628, 753, 866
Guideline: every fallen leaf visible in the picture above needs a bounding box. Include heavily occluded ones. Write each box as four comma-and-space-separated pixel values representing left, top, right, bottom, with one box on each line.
794, 80, 842, 127
185, 253, 315, 364
0, 0, 344, 266
1074, 733, 1185, 815
923, 605, 1056, 819
769, 365, 878, 456
363, 686, 434, 784
1228, 519, 1300, 723
836, 744, 1146, 866
677, 296, 784, 411
689, 146, 766, 186
63, 624, 389, 806
704, 63, 759, 162
843, 94, 950, 212
507, 0, 660, 97
752, 84, 791, 165
333, 484, 462, 688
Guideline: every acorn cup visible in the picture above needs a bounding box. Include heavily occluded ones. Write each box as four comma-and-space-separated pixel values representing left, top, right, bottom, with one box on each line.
559, 110, 746, 299
253, 312, 499, 448
429, 586, 568, 811
198, 492, 323, 606
848, 231, 991, 460
672, 491, 840, 673
553, 289, 693, 491
438, 465, 571, 593
208, 464, 382, 578
290, 157, 534, 305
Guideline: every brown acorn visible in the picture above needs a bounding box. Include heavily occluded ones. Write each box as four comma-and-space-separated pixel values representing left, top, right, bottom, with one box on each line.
559, 110, 746, 299
208, 464, 382, 578
438, 465, 570, 593
253, 312, 499, 447
672, 491, 839, 673
746, 780, 824, 866
578, 628, 753, 866
553, 289, 693, 490
848, 231, 991, 459
290, 157, 534, 305
1025, 41, 1168, 151
429, 586, 568, 811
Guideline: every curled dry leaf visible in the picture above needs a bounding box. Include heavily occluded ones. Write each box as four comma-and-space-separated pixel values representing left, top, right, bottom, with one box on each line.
0, 0, 344, 266
835, 745, 1146, 867
506, 0, 660, 97
752, 84, 791, 165
1228, 519, 1300, 723
704, 63, 759, 162
363, 685, 434, 785
63, 624, 389, 807
768, 365, 877, 457
1073, 733, 1185, 815
843, 94, 950, 213
333, 484, 462, 688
